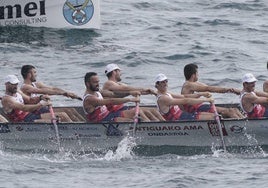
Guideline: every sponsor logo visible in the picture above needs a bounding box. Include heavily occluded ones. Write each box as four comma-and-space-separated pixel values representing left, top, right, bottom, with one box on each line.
63, 0, 94, 26
230, 125, 244, 133
0, 1, 46, 20
208, 121, 228, 136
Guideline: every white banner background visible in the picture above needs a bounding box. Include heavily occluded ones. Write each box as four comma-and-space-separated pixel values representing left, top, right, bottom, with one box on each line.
0, 0, 100, 29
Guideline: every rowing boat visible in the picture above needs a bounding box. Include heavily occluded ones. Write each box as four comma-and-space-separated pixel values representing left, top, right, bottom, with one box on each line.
0, 106, 267, 154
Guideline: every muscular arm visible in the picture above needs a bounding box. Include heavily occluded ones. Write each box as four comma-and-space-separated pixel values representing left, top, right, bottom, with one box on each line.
255, 90, 268, 98
182, 81, 230, 94
101, 89, 140, 98
160, 95, 213, 106
104, 81, 140, 91
21, 82, 66, 96
83, 95, 139, 113
2, 96, 45, 113
249, 95, 268, 104
103, 80, 155, 95
21, 82, 81, 99
164, 89, 211, 99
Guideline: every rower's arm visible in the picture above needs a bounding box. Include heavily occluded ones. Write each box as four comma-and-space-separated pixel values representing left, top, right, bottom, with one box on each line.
2, 97, 48, 113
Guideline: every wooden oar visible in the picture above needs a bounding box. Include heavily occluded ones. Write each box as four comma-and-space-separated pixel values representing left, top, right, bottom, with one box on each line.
49, 105, 61, 151
211, 103, 227, 152
132, 99, 140, 136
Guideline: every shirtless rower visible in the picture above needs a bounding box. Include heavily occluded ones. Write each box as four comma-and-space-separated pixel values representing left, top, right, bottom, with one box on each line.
102, 63, 165, 121
181, 63, 244, 119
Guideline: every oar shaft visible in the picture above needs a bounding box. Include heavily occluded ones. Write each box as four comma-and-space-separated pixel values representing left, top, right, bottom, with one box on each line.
212, 104, 227, 152
133, 102, 140, 136
49, 105, 61, 151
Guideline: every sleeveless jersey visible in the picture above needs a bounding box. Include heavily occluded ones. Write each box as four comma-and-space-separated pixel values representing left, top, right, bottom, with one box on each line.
83, 92, 110, 122
156, 93, 182, 121
5, 93, 29, 122
21, 82, 38, 97
240, 91, 266, 118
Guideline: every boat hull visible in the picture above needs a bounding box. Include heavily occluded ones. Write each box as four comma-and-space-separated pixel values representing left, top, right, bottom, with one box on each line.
1, 118, 268, 154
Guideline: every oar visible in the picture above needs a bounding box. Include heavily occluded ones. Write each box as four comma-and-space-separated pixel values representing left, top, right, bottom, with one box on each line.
211, 103, 227, 152
132, 98, 140, 136
75, 96, 82, 101
63, 92, 82, 101
49, 105, 61, 151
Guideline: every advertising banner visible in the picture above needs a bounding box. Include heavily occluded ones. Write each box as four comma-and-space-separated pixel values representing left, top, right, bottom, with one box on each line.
0, 0, 100, 29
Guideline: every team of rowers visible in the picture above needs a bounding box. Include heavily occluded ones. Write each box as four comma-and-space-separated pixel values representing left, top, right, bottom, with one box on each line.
1, 63, 268, 123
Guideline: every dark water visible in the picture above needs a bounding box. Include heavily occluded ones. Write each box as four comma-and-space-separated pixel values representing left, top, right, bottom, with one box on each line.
1, 0, 268, 187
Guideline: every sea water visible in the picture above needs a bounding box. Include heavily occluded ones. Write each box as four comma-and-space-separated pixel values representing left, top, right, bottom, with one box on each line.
1, 0, 268, 187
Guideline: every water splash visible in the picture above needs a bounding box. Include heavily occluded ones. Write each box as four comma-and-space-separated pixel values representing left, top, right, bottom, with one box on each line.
103, 135, 137, 161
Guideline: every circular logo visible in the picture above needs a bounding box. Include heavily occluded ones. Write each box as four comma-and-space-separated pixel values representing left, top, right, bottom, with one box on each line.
63, 0, 94, 26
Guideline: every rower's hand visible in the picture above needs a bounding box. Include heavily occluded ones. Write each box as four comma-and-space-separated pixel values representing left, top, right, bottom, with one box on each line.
130, 96, 140, 103
230, 88, 241, 95
41, 94, 50, 101
141, 88, 157, 95
39, 100, 51, 106
130, 91, 141, 97
208, 97, 215, 104
199, 92, 212, 98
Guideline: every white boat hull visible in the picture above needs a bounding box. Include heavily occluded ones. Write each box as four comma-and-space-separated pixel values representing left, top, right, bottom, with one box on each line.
1, 118, 268, 153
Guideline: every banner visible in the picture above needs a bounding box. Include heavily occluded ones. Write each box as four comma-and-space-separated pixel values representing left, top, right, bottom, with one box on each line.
0, 0, 100, 29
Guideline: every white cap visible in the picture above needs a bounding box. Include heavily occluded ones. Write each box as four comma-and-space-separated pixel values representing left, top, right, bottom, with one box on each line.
4, 75, 20, 84
242, 73, 258, 83
105, 64, 121, 75
155, 73, 168, 83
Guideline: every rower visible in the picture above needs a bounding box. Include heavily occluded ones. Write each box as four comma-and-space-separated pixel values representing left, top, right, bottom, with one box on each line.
240, 73, 268, 118
102, 63, 165, 121
1, 75, 72, 123
155, 73, 215, 121
20, 65, 85, 122
181, 63, 244, 119
83, 72, 150, 122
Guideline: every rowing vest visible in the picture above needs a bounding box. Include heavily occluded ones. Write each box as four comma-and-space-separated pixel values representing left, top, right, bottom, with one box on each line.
156, 93, 182, 121
239, 91, 266, 118
83, 92, 110, 122
5, 93, 29, 122
30, 83, 38, 97
21, 82, 38, 97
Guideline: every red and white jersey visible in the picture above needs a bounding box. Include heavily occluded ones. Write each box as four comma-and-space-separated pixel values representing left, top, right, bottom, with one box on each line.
5, 93, 29, 122
83, 92, 110, 122
156, 93, 182, 121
